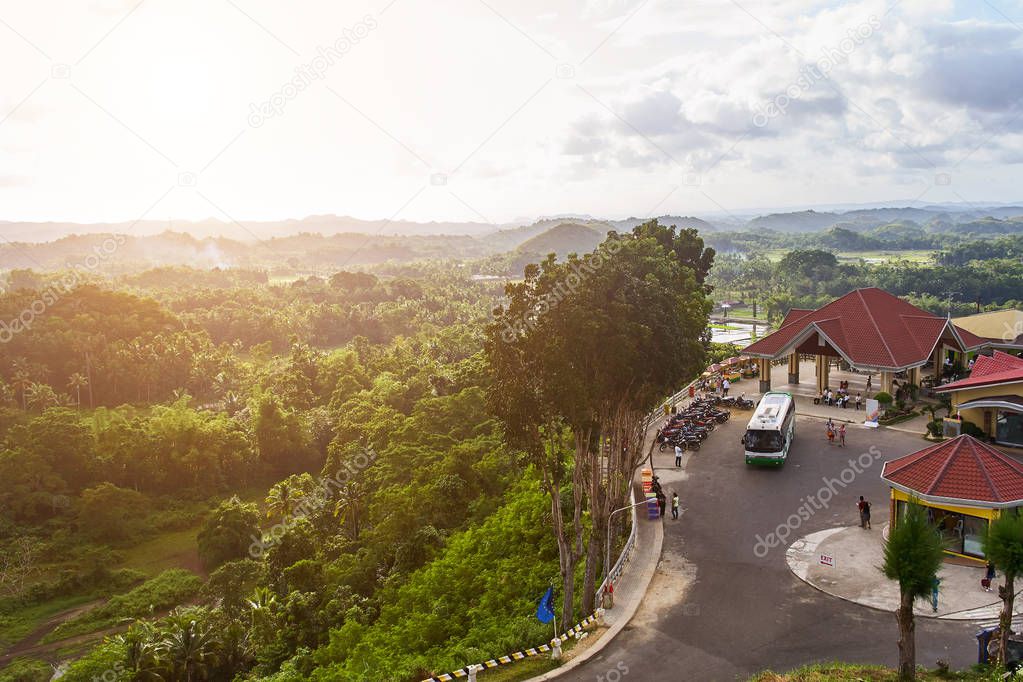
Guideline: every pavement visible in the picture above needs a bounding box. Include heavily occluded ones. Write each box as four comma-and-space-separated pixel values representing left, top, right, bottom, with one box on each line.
523, 423, 666, 681
553, 415, 985, 682
788, 525, 1021, 623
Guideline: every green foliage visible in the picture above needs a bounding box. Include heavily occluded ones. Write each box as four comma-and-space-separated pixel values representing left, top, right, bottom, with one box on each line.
0, 658, 51, 682
882, 501, 944, 600
874, 391, 893, 406
77, 483, 148, 543
197, 497, 261, 570
311, 478, 558, 680
47, 569, 203, 642
984, 513, 1023, 579
961, 420, 986, 439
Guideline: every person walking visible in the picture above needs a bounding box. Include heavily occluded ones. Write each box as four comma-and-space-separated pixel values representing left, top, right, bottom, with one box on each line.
674, 444, 683, 468
866, 374, 872, 395
985, 562, 996, 592
722, 378, 730, 396
657, 491, 666, 518
671, 492, 680, 520
838, 423, 846, 447
931, 576, 941, 612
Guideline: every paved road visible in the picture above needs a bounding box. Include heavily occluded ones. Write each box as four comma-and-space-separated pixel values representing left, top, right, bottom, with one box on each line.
561, 416, 981, 681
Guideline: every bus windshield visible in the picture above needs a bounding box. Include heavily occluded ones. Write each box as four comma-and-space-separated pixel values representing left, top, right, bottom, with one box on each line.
744, 430, 784, 453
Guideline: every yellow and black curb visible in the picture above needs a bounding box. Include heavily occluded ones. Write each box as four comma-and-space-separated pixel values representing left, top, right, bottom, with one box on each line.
421, 614, 599, 681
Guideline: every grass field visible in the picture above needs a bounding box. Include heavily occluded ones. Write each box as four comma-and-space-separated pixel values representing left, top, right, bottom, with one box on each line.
760, 249, 935, 264
0, 594, 101, 649
118, 527, 202, 577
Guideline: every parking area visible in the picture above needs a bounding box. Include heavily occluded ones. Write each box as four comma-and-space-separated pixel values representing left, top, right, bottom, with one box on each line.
558, 415, 980, 681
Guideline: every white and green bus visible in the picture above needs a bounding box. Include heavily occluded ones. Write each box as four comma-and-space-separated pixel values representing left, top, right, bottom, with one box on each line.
742, 391, 795, 466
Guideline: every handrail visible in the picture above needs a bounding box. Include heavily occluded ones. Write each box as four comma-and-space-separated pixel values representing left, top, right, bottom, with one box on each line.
596, 486, 638, 598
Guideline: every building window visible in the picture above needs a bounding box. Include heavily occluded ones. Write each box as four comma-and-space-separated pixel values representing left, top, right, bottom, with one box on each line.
996, 412, 1023, 447
926, 507, 988, 559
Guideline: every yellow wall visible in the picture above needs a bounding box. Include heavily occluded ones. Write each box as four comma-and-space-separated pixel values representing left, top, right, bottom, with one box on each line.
947, 382, 1023, 437
890, 487, 999, 520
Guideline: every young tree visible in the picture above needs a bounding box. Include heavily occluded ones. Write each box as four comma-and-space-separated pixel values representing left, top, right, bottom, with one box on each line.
983, 511, 1023, 666
882, 501, 944, 681
198, 497, 261, 571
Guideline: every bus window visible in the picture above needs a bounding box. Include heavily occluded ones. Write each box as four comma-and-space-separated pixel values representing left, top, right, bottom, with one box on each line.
744, 430, 784, 453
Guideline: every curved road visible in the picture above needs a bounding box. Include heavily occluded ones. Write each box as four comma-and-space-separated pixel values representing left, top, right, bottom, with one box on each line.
562, 416, 980, 681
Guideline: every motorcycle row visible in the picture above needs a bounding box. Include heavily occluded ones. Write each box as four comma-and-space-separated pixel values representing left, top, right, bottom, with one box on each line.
656, 395, 754, 453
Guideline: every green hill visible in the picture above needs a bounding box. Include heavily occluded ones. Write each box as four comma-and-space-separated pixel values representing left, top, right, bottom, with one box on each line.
515, 222, 607, 258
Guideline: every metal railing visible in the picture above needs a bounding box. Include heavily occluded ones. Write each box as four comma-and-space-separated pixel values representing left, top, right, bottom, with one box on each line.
596, 486, 638, 598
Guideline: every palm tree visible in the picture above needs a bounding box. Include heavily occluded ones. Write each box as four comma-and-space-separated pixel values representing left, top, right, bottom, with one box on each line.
67, 373, 88, 410
24, 382, 57, 411
264, 473, 314, 521
984, 512, 1023, 666
11, 368, 31, 410
333, 479, 366, 541
882, 500, 945, 681
116, 621, 163, 681
157, 618, 219, 682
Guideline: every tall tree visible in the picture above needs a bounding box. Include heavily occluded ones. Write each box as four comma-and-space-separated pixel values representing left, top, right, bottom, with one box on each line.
984, 511, 1023, 666
882, 501, 944, 681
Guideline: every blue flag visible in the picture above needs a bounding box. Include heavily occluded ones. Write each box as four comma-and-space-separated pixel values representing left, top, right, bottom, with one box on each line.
537, 587, 555, 623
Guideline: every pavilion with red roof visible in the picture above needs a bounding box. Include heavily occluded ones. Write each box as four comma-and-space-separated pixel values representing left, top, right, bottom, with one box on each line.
934, 351, 1023, 447
742, 287, 988, 395
881, 435, 1023, 560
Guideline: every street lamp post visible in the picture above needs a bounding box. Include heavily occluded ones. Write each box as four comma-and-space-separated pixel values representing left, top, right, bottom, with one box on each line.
604, 497, 650, 585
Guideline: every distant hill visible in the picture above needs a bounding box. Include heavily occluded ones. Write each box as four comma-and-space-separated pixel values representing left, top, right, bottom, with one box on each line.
611, 215, 719, 233
484, 218, 614, 252
0, 215, 501, 243
516, 223, 606, 259
746, 210, 840, 233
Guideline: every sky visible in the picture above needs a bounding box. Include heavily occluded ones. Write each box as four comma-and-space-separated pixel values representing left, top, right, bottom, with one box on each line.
1, 0, 1023, 227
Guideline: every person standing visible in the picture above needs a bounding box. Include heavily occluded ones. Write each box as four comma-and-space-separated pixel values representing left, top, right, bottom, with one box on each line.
857, 496, 872, 529
985, 562, 996, 592
931, 576, 941, 612
839, 423, 846, 447
855, 393, 862, 410
866, 374, 872, 394
657, 491, 666, 518
674, 443, 683, 468
671, 492, 680, 520
722, 378, 730, 396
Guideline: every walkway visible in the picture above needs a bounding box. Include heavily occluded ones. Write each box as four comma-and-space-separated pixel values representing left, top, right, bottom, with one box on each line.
525, 422, 666, 680
788, 526, 1020, 622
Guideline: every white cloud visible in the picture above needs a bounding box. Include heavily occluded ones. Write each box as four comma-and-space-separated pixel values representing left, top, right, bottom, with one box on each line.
0, 0, 1022, 223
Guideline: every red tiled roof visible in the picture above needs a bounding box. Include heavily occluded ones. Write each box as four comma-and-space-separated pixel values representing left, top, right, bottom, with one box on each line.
934, 351, 1023, 393
743, 288, 988, 370
881, 435, 1023, 505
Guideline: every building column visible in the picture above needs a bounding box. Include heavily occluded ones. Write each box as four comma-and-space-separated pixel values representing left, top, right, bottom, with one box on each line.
759, 358, 772, 393
815, 355, 825, 394
787, 353, 800, 384
880, 370, 894, 395
933, 343, 944, 377
908, 366, 920, 387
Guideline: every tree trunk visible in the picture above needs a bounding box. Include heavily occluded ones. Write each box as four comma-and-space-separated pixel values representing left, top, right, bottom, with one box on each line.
896, 588, 916, 681
999, 572, 1016, 667
581, 429, 601, 614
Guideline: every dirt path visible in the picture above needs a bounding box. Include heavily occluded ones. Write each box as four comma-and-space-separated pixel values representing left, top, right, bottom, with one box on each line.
0, 598, 107, 665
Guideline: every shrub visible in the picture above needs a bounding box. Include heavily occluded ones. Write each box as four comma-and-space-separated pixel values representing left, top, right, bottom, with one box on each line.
46, 569, 202, 642
874, 391, 893, 406
926, 419, 944, 438
0, 657, 51, 682
961, 420, 986, 439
